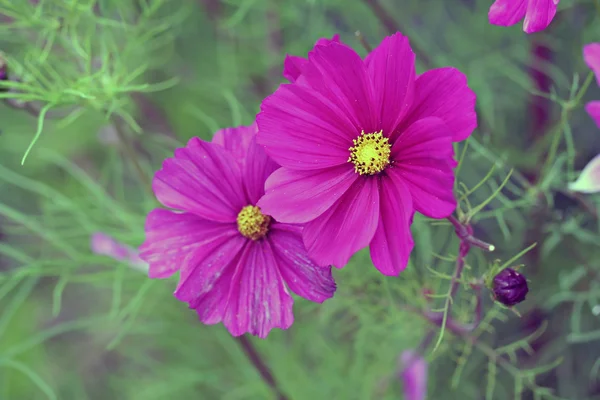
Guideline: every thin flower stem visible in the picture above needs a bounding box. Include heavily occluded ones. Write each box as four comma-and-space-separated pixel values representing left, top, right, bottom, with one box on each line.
112, 116, 154, 196
447, 215, 495, 252
236, 336, 289, 400
360, 0, 433, 68
355, 31, 372, 52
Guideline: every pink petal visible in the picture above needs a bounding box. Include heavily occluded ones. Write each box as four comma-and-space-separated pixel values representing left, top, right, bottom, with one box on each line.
365, 32, 416, 136
369, 173, 414, 276
523, 0, 558, 34
91, 232, 130, 261
243, 137, 279, 204
399, 68, 477, 142
391, 117, 456, 218
153, 138, 246, 222
269, 223, 336, 302
223, 240, 294, 338
257, 83, 360, 170
488, 0, 527, 27
568, 153, 600, 194
584, 43, 600, 86
139, 208, 238, 279
257, 165, 357, 223
283, 55, 307, 83
212, 124, 256, 162
399, 351, 428, 400
91, 232, 147, 272
183, 237, 248, 326
174, 233, 246, 306
586, 101, 600, 129
282, 34, 341, 83
303, 177, 380, 268
297, 42, 378, 133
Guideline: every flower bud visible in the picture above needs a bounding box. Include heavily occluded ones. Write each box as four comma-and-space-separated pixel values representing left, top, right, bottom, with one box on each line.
398, 350, 427, 400
492, 268, 529, 306
0, 53, 7, 88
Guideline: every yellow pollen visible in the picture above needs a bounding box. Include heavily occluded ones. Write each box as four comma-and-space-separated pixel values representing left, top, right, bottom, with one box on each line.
347, 130, 391, 175
236, 205, 271, 240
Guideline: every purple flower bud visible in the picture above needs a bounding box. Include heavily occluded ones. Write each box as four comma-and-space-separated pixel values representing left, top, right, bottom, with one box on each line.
0, 54, 7, 89
398, 350, 427, 400
492, 268, 529, 306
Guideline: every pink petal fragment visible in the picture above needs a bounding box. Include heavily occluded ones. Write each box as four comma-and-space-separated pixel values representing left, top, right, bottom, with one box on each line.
399, 68, 477, 142
269, 223, 336, 302
283, 55, 307, 83
243, 137, 279, 204
257, 165, 357, 223
153, 138, 246, 222
488, 0, 527, 27
257, 83, 359, 170
399, 350, 428, 400
303, 177, 380, 268
523, 0, 559, 34
298, 42, 378, 133
91, 232, 147, 272
139, 208, 238, 279
223, 240, 294, 338
369, 174, 414, 276
282, 34, 341, 83
365, 32, 416, 136
212, 124, 256, 162
586, 101, 600, 129
568, 153, 600, 194
584, 43, 600, 86
391, 117, 456, 218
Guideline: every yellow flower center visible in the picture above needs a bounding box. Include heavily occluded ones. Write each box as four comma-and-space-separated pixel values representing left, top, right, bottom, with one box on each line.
348, 130, 391, 175
236, 205, 271, 240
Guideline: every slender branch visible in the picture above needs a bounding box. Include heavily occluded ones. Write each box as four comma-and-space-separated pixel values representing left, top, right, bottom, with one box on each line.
355, 31, 372, 52
360, 0, 433, 68
112, 116, 153, 196
236, 336, 289, 400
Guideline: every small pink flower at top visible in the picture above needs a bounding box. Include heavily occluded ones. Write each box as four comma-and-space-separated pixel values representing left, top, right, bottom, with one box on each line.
584, 43, 600, 129
256, 32, 476, 276
488, 0, 560, 34
139, 124, 336, 338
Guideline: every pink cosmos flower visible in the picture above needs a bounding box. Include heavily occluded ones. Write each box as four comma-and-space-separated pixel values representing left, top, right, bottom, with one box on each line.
584, 43, 600, 129
139, 124, 336, 338
283, 34, 341, 83
256, 33, 476, 276
488, 0, 560, 34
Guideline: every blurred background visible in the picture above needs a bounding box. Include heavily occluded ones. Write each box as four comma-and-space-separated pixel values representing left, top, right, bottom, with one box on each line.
1, 0, 600, 399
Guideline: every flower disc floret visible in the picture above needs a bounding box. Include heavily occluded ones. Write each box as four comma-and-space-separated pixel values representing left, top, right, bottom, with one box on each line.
237, 205, 271, 240
348, 130, 391, 175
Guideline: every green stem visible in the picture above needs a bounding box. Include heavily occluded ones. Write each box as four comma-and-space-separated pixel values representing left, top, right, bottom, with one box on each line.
112, 117, 153, 196
539, 71, 595, 182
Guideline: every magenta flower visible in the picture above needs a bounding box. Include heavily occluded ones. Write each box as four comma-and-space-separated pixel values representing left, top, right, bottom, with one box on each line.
584, 43, 600, 129
139, 125, 336, 338
256, 33, 476, 275
283, 34, 340, 83
488, 0, 560, 34
398, 350, 428, 400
